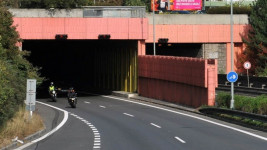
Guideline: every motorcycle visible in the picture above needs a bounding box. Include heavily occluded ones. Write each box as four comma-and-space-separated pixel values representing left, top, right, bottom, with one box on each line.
50, 90, 57, 102
68, 93, 77, 108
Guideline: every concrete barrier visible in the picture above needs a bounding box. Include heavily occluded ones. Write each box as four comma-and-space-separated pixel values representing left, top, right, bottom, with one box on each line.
138, 55, 217, 108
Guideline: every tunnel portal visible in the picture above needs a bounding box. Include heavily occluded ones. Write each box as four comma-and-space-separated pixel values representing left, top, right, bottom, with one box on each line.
23, 40, 138, 94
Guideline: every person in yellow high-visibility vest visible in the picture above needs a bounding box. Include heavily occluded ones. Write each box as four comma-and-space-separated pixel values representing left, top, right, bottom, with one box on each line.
48, 82, 55, 94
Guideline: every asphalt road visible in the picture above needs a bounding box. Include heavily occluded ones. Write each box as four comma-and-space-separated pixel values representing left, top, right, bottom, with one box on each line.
19, 94, 267, 150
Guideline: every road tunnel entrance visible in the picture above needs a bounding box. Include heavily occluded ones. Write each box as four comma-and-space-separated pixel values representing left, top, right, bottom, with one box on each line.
146, 43, 203, 58
23, 40, 138, 94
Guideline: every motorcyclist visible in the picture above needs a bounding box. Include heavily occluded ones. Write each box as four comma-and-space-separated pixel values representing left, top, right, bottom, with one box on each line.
48, 82, 55, 94
68, 87, 76, 98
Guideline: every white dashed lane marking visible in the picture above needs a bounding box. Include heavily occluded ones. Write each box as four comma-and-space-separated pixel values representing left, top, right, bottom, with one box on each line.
84, 101, 91, 104
99, 105, 106, 108
70, 113, 101, 149
150, 123, 161, 128
175, 136, 186, 143
123, 113, 134, 117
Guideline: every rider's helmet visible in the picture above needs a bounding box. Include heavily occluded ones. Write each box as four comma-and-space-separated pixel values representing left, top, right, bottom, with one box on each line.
69, 87, 74, 92
51, 82, 54, 86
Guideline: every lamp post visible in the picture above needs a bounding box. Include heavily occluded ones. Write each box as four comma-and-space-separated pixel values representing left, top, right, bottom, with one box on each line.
230, 0, 234, 109
153, 0, 156, 55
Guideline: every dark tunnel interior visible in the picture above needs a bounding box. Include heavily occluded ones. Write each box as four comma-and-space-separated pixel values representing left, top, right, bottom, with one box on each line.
146, 43, 203, 57
23, 40, 137, 97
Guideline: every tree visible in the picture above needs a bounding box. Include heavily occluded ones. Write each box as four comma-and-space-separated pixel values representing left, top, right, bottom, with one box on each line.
243, 0, 267, 76
0, 1, 44, 127
13, 0, 92, 8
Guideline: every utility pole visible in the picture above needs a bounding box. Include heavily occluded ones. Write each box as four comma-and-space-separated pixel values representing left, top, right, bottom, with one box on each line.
230, 0, 234, 109
153, 0, 156, 55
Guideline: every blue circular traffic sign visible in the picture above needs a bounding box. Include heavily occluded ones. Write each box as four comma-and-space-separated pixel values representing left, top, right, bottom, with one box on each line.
227, 71, 238, 83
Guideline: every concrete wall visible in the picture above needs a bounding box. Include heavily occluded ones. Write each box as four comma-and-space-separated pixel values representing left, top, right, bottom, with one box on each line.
10, 9, 249, 73
10, 9, 248, 24
203, 44, 227, 74
138, 55, 217, 108
146, 14, 249, 25
9, 9, 83, 17
13, 17, 148, 40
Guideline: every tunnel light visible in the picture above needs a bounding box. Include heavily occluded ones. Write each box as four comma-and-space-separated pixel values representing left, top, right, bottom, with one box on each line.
158, 38, 169, 43
98, 34, 111, 40
55, 34, 68, 40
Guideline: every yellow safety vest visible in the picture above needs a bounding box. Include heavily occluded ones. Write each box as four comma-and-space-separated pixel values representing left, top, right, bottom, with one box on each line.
49, 86, 55, 91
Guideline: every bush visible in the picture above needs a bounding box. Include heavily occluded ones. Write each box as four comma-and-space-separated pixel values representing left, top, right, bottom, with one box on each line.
256, 95, 267, 115
207, 5, 251, 15
216, 92, 231, 108
235, 95, 258, 113
216, 92, 267, 115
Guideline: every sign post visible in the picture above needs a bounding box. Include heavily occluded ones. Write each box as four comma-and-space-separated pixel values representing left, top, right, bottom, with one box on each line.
243, 61, 251, 87
26, 79, 36, 119
227, 71, 238, 109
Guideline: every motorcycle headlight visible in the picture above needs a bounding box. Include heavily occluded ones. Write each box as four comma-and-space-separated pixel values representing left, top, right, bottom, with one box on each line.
52, 91, 55, 94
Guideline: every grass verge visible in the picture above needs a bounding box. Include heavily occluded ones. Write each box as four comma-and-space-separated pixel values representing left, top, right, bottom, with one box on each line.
0, 107, 44, 148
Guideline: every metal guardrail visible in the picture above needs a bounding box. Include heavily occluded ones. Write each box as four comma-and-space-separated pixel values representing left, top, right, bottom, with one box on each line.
216, 84, 267, 96
199, 107, 267, 132
82, 6, 146, 18
200, 107, 267, 122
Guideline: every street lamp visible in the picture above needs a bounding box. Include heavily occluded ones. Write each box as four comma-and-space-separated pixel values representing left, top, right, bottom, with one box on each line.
230, 0, 234, 109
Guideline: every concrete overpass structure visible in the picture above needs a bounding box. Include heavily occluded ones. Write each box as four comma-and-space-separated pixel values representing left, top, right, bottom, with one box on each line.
9, 7, 249, 107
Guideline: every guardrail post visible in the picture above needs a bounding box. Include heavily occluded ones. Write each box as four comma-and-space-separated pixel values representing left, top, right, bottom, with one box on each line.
262, 84, 266, 89
249, 83, 253, 88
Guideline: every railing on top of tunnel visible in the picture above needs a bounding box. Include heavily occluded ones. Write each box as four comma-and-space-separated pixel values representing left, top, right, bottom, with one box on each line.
82, 6, 146, 18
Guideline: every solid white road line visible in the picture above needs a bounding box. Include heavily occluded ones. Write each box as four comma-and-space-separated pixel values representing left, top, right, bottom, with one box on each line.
15, 101, 69, 150
175, 136, 186, 143
100, 95, 267, 141
99, 105, 106, 108
150, 123, 162, 128
123, 113, 134, 117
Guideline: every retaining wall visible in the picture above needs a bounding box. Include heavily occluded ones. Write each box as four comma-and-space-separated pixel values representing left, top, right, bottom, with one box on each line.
138, 55, 217, 108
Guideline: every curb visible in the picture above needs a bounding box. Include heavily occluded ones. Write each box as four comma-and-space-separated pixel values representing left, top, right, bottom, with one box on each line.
1, 127, 46, 150
111, 91, 200, 114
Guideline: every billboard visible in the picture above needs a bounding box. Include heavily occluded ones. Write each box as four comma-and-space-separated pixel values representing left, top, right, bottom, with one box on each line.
151, 0, 202, 11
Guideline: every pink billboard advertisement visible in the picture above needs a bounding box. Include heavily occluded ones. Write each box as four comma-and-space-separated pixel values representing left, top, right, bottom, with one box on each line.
173, 0, 202, 10
151, 0, 202, 11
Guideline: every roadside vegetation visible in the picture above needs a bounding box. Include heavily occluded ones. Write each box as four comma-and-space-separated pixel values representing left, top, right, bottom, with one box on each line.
0, 0, 44, 146
3, 0, 150, 9
216, 92, 267, 115
202, 92, 267, 131
241, 0, 267, 77
0, 107, 44, 148
207, 4, 251, 14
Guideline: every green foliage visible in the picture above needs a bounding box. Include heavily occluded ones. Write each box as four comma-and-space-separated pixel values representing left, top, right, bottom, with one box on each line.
235, 95, 258, 113
216, 92, 231, 108
242, 0, 267, 76
257, 66, 267, 77
6, 0, 151, 9
207, 5, 251, 14
0, 1, 44, 128
124, 0, 145, 6
18, 0, 92, 8
216, 92, 267, 115
256, 95, 267, 115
